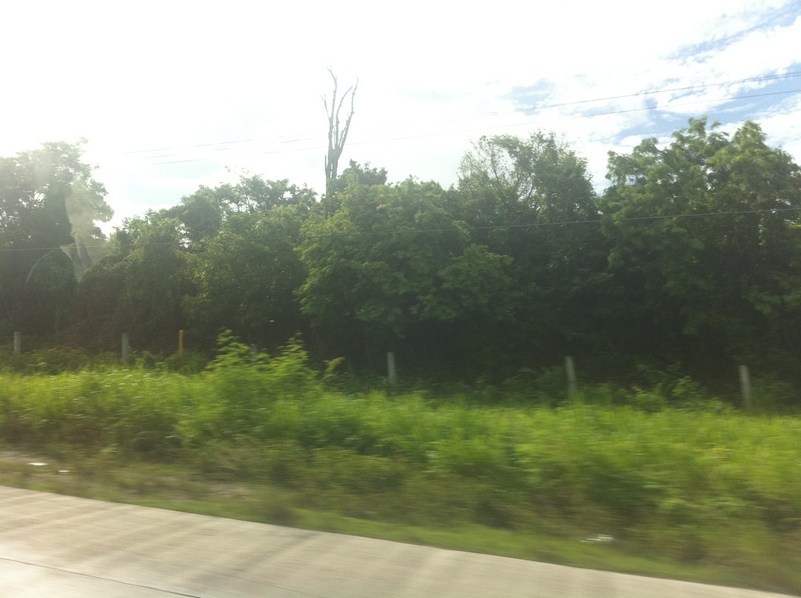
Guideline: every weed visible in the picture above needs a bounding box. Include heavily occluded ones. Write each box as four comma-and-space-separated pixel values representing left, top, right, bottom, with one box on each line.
2, 340, 801, 594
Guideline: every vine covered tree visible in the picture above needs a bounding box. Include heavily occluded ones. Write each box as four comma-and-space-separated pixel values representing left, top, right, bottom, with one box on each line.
600, 118, 801, 372
1, 141, 111, 338
298, 174, 514, 374
454, 132, 607, 365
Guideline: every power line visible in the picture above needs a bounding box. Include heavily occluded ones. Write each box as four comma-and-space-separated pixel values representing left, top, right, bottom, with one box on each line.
341, 89, 801, 146
2, 207, 799, 254
120, 71, 801, 165
515, 71, 801, 113
5, 74, 800, 257
137, 87, 801, 166
301, 206, 801, 238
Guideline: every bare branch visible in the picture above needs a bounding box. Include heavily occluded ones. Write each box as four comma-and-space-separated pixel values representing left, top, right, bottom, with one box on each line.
323, 70, 358, 186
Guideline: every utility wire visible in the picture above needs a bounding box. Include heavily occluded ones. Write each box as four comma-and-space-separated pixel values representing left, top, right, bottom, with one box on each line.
2, 207, 799, 254
4, 74, 800, 255
284, 206, 801, 239
138, 86, 801, 166
121, 71, 801, 164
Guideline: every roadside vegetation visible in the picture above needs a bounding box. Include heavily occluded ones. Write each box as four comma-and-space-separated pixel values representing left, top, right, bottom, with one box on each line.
2, 338, 800, 595
4, 115, 801, 594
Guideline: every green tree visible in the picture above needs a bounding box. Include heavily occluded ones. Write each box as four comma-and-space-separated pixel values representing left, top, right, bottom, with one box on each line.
184, 177, 316, 351
454, 132, 607, 367
298, 175, 514, 374
162, 185, 225, 247
1, 141, 111, 339
322, 160, 387, 215
70, 175, 317, 353
600, 118, 801, 373
69, 212, 191, 352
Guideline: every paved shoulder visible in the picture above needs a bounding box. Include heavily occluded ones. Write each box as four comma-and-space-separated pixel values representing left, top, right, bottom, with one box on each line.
1, 486, 795, 598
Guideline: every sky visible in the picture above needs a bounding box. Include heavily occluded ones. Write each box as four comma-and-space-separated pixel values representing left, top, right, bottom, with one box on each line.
2, 0, 801, 232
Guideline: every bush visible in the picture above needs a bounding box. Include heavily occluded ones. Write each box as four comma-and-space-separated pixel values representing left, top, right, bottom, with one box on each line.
178, 332, 323, 442
161, 350, 208, 375
3, 356, 801, 576
751, 375, 799, 413
0, 347, 90, 374
502, 366, 568, 406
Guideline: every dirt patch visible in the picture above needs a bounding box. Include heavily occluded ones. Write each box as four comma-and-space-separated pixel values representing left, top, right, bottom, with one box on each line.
206, 481, 252, 499
0, 450, 49, 465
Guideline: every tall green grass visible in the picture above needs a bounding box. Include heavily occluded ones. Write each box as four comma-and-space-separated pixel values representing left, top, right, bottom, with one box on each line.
1, 337, 800, 592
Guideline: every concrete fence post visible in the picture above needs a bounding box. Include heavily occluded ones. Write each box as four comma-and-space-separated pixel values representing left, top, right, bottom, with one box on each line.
121, 333, 130, 365
739, 365, 753, 411
565, 356, 577, 399
387, 351, 397, 393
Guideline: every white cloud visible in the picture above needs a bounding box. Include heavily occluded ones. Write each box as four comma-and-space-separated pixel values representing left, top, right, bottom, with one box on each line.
756, 94, 801, 157
2, 0, 800, 228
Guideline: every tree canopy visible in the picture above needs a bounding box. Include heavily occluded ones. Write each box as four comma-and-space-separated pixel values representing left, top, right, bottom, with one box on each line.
6, 119, 801, 392
1, 141, 111, 338
601, 118, 801, 372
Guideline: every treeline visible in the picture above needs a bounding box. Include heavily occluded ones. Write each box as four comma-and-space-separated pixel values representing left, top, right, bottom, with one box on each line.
3, 118, 801, 389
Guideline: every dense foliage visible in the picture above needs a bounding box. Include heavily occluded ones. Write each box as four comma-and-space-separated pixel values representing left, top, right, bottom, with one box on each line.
1, 142, 111, 338
3, 119, 801, 392
3, 123, 801, 592
1, 343, 800, 592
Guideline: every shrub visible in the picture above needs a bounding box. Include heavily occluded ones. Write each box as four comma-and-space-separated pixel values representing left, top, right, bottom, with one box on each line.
0, 347, 90, 374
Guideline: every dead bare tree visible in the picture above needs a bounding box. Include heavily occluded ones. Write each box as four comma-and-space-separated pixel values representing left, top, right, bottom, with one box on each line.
322, 69, 358, 192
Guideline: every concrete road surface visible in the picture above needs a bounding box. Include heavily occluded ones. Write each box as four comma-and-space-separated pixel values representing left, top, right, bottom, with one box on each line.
1, 486, 796, 598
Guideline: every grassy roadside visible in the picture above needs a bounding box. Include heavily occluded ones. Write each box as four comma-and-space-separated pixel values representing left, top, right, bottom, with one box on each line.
1, 340, 800, 595
1, 441, 799, 596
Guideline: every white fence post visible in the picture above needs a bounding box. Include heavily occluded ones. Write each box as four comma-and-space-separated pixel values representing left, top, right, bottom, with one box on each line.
739, 365, 752, 411
121, 333, 130, 365
387, 351, 397, 392
565, 356, 577, 399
